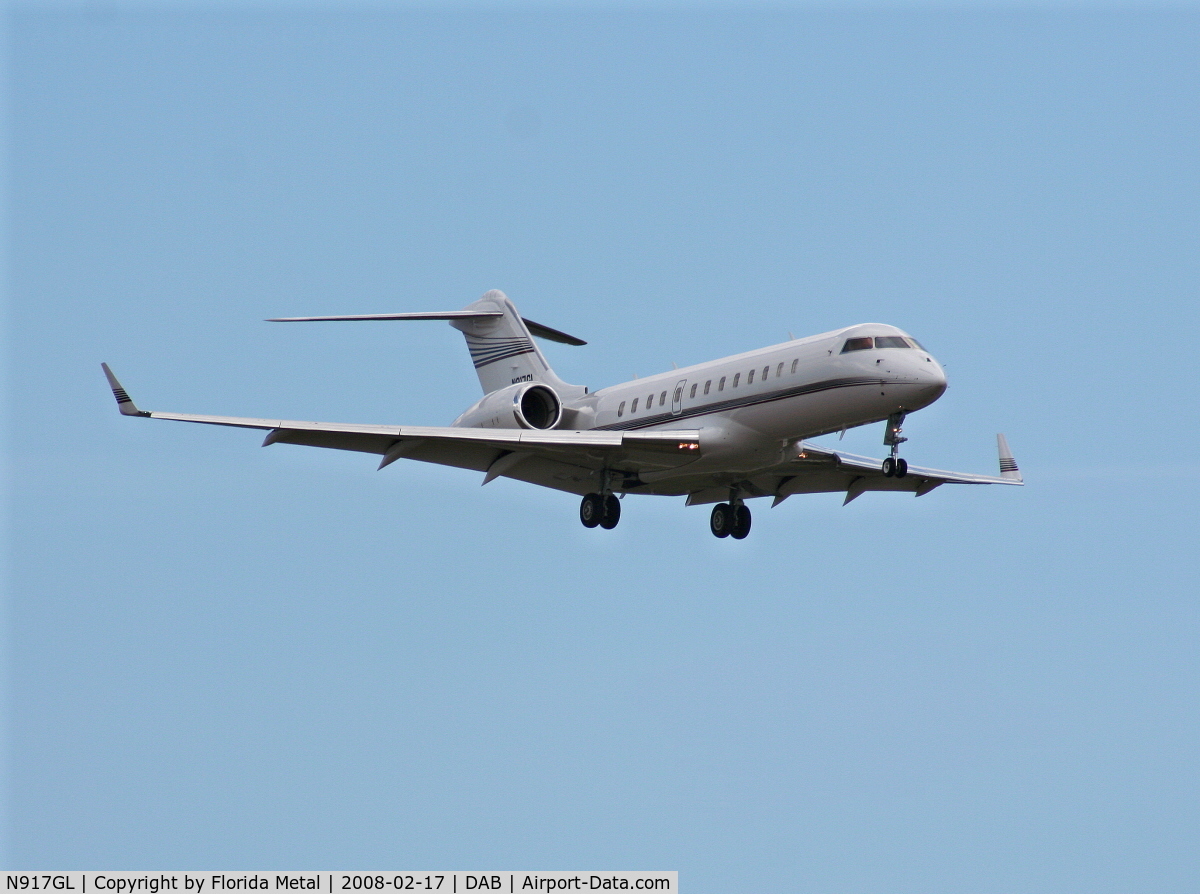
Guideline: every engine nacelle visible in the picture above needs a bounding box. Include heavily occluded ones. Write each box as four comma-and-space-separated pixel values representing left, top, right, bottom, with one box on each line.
453, 382, 563, 430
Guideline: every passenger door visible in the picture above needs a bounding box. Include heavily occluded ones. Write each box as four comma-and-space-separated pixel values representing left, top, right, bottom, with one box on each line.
671, 379, 687, 416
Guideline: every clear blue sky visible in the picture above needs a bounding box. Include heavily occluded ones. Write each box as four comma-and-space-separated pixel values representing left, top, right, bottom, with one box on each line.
6, 4, 1199, 891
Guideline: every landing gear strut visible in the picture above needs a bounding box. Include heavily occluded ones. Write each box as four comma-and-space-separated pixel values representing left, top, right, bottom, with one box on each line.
710, 499, 752, 539
580, 492, 621, 529
600, 494, 620, 529
882, 412, 909, 478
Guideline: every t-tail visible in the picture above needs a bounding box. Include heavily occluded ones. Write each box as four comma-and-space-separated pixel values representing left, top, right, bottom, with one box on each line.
268, 289, 586, 396
450, 290, 584, 394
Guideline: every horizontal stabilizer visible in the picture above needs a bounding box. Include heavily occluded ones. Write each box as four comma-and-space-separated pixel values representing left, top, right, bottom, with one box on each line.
521, 318, 587, 346
270, 291, 586, 395
267, 311, 587, 345
267, 311, 503, 323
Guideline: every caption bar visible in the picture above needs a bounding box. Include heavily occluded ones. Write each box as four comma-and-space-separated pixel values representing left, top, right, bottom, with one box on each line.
5, 875, 676, 894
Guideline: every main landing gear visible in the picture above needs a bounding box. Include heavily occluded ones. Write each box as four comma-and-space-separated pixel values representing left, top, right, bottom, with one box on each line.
710, 501, 751, 539
580, 492, 621, 530
881, 411, 909, 479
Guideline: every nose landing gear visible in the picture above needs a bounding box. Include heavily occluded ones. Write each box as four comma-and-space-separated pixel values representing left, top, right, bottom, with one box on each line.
882, 412, 909, 478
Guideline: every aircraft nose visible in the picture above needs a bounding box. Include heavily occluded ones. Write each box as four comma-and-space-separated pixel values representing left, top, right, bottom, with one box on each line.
922, 356, 948, 399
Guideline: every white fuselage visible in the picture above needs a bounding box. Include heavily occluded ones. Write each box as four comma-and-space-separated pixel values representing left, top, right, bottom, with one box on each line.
446, 318, 949, 488
568, 323, 947, 468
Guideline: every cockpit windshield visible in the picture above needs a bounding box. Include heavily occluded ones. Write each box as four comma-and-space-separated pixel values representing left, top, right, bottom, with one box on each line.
841, 335, 922, 352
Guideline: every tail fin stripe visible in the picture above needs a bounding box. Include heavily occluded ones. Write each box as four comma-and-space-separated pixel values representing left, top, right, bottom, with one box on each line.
468, 342, 534, 360
469, 339, 532, 355
466, 336, 533, 351
472, 346, 537, 368
466, 335, 530, 344
467, 336, 537, 365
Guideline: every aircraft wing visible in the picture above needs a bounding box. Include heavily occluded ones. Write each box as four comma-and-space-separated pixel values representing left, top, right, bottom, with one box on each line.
682, 436, 1022, 506
102, 364, 700, 493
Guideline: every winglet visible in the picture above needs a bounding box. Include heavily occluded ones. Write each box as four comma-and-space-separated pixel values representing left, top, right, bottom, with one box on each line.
101, 363, 149, 416
997, 433, 1022, 482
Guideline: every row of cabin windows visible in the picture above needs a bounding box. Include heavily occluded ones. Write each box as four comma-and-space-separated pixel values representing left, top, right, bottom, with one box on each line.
616, 358, 802, 417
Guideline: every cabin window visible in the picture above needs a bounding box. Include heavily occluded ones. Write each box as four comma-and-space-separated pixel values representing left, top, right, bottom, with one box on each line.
660, 390, 667, 405
689, 383, 697, 398
777, 363, 784, 377
791, 359, 798, 373
704, 380, 711, 395
718, 376, 726, 391
646, 393, 653, 408
732, 373, 740, 387
631, 397, 638, 412
763, 365, 770, 379
842, 337, 874, 352
747, 369, 755, 384
618, 401, 625, 417
875, 336, 912, 349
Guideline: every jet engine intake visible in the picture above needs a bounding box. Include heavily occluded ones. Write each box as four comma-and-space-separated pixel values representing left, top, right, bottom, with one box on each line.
516, 383, 562, 429
451, 382, 564, 430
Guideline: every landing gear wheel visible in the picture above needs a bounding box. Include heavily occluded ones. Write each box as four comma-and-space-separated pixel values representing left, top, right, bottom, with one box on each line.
600, 494, 621, 529
895, 458, 908, 478
882, 457, 896, 477
579, 493, 602, 528
710, 503, 733, 538
731, 504, 752, 539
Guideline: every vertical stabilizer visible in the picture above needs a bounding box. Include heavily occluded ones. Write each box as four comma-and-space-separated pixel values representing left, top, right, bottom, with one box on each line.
452, 290, 579, 395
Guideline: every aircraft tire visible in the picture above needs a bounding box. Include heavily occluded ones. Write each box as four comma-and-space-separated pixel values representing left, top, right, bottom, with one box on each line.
580, 493, 602, 528
896, 458, 908, 478
600, 494, 621, 529
731, 505, 752, 539
882, 457, 896, 477
710, 503, 733, 538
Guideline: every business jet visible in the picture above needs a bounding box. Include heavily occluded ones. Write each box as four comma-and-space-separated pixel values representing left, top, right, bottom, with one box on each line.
102, 289, 1021, 538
